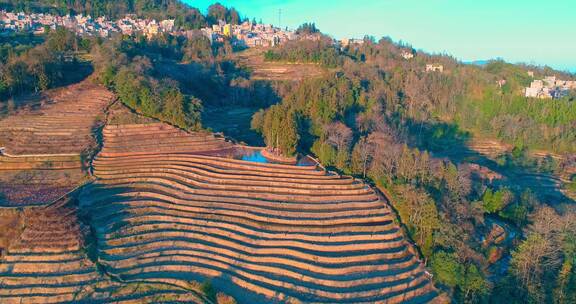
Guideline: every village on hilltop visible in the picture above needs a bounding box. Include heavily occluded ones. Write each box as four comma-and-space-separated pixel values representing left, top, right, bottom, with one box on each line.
525, 74, 576, 99
0, 10, 296, 48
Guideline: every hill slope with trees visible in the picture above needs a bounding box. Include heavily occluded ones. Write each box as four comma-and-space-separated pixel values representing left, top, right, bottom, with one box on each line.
252, 35, 576, 303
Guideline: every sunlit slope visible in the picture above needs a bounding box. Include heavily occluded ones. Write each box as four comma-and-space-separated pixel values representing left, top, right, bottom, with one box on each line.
234, 48, 328, 81
0, 81, 112, 155
80, 118, 438, 303
0, 198, 208, 304
0, 81, 113, 206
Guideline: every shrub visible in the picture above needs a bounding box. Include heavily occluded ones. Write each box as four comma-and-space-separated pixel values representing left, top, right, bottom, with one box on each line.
431, 250, 462, 288
482, 188, 512, 214
216, 292, 236, 304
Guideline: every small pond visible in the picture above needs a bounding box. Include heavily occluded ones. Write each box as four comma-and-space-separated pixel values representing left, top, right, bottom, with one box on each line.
239, 149, 268, 163
234, 148, 316, 166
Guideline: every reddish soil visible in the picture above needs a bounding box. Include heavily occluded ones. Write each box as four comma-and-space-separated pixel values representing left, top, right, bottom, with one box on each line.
78, 115, 438, 304
0, 80, 113, 206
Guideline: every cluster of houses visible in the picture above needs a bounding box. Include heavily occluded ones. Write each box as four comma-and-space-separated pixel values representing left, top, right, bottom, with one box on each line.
0, 11, 175, 38
0, 10, 297, 48
202, 20, 296, 48
525, 75, 576, 99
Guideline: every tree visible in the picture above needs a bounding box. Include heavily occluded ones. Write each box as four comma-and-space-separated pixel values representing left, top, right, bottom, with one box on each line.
482, 188, 513, 214
296, 23, 319, 35
396, 184, 440, 256
461, 263, 489, 302
183, 33, 213, 62
46, 27, 75, 54
258, 105, 299, 156
161, 85, 188, 128
509, 206, 571, 302
431, 251, 463, 288
351, 136, 375, 178
325, 121, 352, 168
250, 109, 265, 134
325, 122, 352, 152
311, 140, 337, 167
207, 3, 240, 25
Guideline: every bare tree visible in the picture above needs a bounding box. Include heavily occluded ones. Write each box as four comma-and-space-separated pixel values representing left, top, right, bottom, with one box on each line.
511, 206, 569, 301
351, 136, 375, 178
325, 122, 353, 151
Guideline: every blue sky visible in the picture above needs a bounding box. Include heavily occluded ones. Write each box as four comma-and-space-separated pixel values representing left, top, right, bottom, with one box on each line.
184, 0, 576, 72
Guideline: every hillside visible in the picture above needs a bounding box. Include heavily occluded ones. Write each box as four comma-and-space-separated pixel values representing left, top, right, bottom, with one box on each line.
78, 106, 438, 303
0, 80, 440, 303
233, 48, 329, 81
1, 1, 575, 303
0, 80, 113, 206
250, 35, 576, 303
0, 198, 210, 303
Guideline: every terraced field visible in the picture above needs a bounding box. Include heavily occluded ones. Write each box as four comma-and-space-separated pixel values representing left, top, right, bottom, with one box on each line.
78, 117, 438, 303
0, 198, 209, 304
234, 48, 328, 81
0, 81, 113, 206
0, 81, 112, 155
0, 91, 438, 302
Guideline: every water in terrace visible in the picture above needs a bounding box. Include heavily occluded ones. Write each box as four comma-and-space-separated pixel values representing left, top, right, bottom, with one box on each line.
239, 149, 268, 163
233, 148, 316, 166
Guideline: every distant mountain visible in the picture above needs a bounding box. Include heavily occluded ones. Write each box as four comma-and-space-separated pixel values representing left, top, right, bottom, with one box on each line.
465, 59, 501, 66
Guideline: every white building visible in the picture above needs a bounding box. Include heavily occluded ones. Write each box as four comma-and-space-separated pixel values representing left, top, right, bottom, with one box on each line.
426, 64, 444, 73
525, 76, 575, 99
401, 51, 414, 60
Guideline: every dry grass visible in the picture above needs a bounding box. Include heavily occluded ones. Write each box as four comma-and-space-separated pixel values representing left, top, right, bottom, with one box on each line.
107, 102, 156, 126
81, 119, 438, 303
216, 292, 237, 304
0, 80, 113, 206
0, 209, 24, 255
233, 48, 329, 81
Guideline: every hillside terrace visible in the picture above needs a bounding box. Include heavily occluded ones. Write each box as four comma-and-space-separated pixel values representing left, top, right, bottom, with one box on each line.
75, 107, 439, 303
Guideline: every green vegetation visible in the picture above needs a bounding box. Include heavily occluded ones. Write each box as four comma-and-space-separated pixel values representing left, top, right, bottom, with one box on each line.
90, 35, 203, 130
251, 105, 299, 156
264, 36, 576, 154
0, 33, 44, 63
455, 88, 576, 153
568, 176, 576, 192
0, 28, 92, 100
482, 188, 512, 214
253, 34, 576, 303
496, 207, 576, 303
87, 8, 271, 131
200, 280, 216, 302
264, 35, 343, 67
295, 22, 320, 35
206, 2, 241, 25
114, 67, 202, 130
430, 249, 490, 302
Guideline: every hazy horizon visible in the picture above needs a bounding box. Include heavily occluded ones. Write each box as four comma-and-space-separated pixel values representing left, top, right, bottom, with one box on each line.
186, 0, 576, 73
